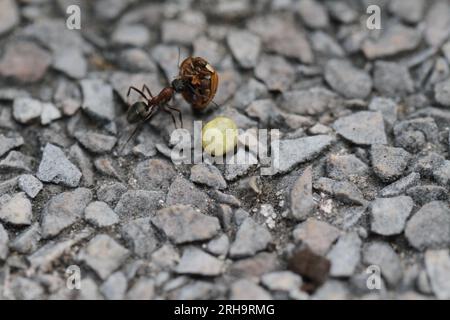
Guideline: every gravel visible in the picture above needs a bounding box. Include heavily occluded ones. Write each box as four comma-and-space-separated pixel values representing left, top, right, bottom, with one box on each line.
37, 143, 82, 187
152, 205, 220, 244
1, 0, 449, 300
370, 196, 414, 236
405, 201, 450, 250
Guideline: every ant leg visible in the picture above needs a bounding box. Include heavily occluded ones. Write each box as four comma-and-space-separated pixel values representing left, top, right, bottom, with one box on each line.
120, 105, 158, 153
127, 86, 148, 99
142, 84, 153, 98
165, 104, 183, 128
163, 107, 178, 129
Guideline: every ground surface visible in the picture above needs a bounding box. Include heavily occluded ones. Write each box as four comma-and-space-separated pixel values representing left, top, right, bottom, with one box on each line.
1, 0, 450, 300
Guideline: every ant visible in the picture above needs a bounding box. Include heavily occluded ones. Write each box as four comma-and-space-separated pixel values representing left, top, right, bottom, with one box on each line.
120, 55, 219, 151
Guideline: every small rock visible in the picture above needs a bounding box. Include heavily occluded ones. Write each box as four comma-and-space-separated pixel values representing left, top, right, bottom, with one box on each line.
373, 61, 414, 97
389, 0, 425, 23
362, 24, 421, 59
393, 118, 438, 153
297, 0, 329, 29
78, 234, 129, 280
433, 160, 450, 186
255, 54, 295, 92
206, 234, 230, 257
324, 59, 372, 99
0, 151, 33, 171
190, 164, 227, 190
314, 177, 366, 205
10, 277, 44, 300
227, 30, 261, 68
84, 201, 119, 228
126, 277, 155, 300
0, 0, 19, 36
100, 272, 128, 300
405, 201, 450, 250
379, 172, 421, 197
118, 48, 157, 73
53, 49, 87, 80
134, 159, 176, 191
0, 134, 23, 157
230, 279, 272, 300
272, 135, 334, 174
279, 87, 338, 116
12, 97, 43, 124
370, 196, 414, 236
166, 177, 210, 211
0, 41, 51, 83
261, 271, 302, 292
425, 1, 450, 47
9, 223, 40, 254
371, 145, 411, 182
368, 97, 398, 128
224, 148, 258, 181
121, 217, 158, 258
326, 154, 368, 180
74, 131, 117, 153
333, 111, 387, 146
152, 205, 220, 244
292, 218, 341, 255
406, 185, 448, 205
229, 217, 272, 258
37, 143, 82, 187
112, 24, 150, 47
68, 144, 94, 187
80, 79, 115, 122
41, 188, 92, 238
290, 166, 315, 221
0, 223, 8, 261
363, 242, 403, 287
425, 249, 450, 299
0, 192, 32, 226
327, 232, 361, 277
40, 102, 62, 125
175, 247, 224, 276
114, 190, 164, 219
435, 78, 450, 107
97, 182, 127, 206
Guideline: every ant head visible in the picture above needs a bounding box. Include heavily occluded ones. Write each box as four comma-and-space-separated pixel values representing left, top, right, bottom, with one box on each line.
127, 101, 148, 124
171, 78, 186, 93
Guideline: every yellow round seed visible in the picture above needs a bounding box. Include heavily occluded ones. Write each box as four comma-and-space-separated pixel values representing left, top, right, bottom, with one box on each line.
202, 116, 238, 156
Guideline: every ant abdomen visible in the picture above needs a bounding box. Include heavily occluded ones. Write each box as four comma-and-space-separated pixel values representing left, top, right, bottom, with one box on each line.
127, 101, 150, 124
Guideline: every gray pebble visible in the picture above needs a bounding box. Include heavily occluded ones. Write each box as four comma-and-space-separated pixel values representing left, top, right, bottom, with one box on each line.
373, 61, 414, 97
68, 144, 94, 187
334, 111, 387, 146
230, 279, 272, 300
97, 182, 127, 206
100, 272, 128, 300
41, 188, 92, 238
363, 242, 403, 287
425, 1, 450, 47
175, 246, 224, 276
389, 0, 425, 24
368, 97, 398, 129
324, 59, 372, 99
121, 217, 158, 258
166, 177, 210, 211
0, 223, 8, 261
37, 143, 82, 187
425, 249, 450, 299
112, 23, 150, 46
279, 87, 338, 116
227, 30, 261, 68
12, 97, 42, 124
435, 78, 450, 107
327, 232, 362, 277
292, 218, 341, 255
152, 204, 220, 244
379, 172, 421, 197
370, 196, 414, 236
18, 174, 43, 198
0, 0, 19, 36
393, 118, 438, 153
229, 217, 272, 258
9, 223, 41, 254
134, 159, 176, 191
314, 177, 366, 205
261, 271, 302, 292
326, 154, 368, 180
297, 0, 329, 29
405, 201, 450, 250
74, 131, 117, 153
190, 164, 227, 190
0, 150, 33, 171
126, 277, 155, 300
406, 185, 448, 205
10, 277, 44, 300
290, 166, 315, 221
0, 192, 32, 226
0, 134, 23, 157
206, 234, 230, 257
255, 54, 295, 92
272, 135, 334, 174
80, 79, 115, 122
114, 190, 164, 219
78, 234, 129, 280
371, 145, 411, 182
84, 201, 119, 228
